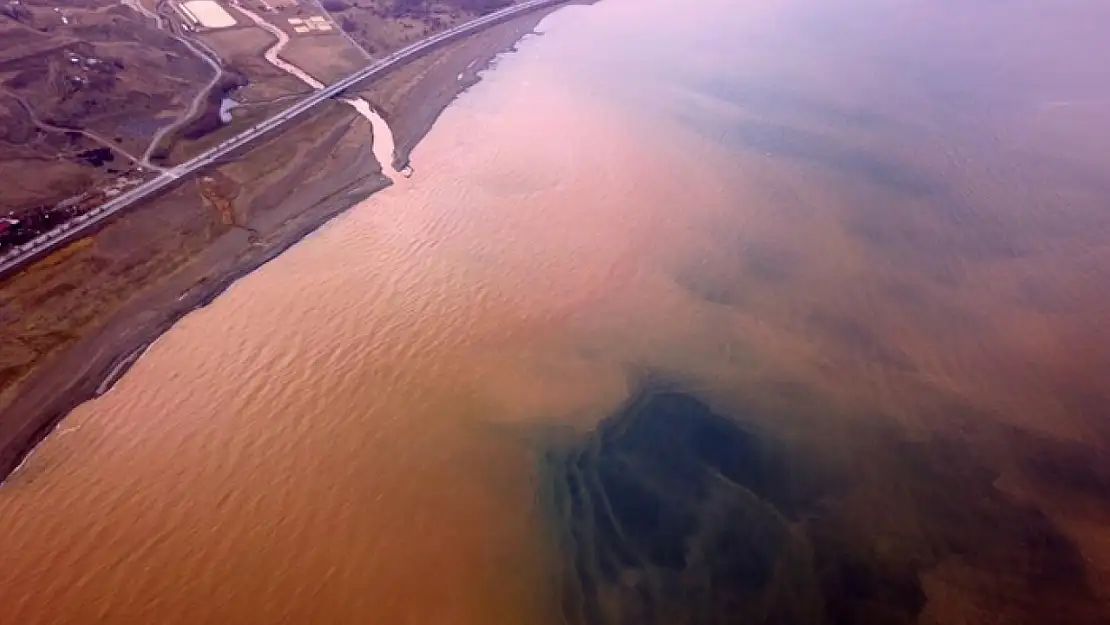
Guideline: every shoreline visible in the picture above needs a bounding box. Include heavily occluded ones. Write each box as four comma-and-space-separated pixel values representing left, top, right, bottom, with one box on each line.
0, 8, 567, 484
387, 29, 543, 172
0, 155, 391, 483
365, 5, 577, 172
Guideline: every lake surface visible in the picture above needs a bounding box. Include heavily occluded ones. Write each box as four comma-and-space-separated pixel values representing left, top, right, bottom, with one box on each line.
4, 0, 1110, 622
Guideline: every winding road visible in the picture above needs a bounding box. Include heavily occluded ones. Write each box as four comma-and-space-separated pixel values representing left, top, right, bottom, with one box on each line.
231, 1, 401, 175
0, 0, 566, 278
2, 88, 149, 167
122, 0, 225, 165
230, 1, 325, 89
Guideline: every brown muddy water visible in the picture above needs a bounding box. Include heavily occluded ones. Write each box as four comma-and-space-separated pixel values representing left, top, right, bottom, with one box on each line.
4, 0, 1110, 623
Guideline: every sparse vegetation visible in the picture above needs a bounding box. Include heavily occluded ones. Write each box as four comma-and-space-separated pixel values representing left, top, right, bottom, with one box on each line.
0, 0, 212, 214
328, 0, 520, 54
389, 0, 511, 18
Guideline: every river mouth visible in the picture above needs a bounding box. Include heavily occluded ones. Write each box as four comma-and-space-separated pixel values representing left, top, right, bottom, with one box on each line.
540, 385, 1102, 625
344, 98, 402, 179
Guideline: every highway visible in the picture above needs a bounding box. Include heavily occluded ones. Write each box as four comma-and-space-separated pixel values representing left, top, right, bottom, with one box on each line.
0, 0, 565, 278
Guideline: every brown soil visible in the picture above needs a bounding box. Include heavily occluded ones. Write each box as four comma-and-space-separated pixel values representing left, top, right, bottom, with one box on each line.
0, 7, 568, 481
0, 0, 214, 156
279, 29, 369, 84
197, 26, 310, 102
197, 172, 241, 225
165, 99, 287, 164
0, 0, 216, 215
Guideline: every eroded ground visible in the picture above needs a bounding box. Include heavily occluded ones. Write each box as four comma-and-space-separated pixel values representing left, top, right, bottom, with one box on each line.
0, 99, 386, 475
0, 0, 538, 245
0, 8, 558, 480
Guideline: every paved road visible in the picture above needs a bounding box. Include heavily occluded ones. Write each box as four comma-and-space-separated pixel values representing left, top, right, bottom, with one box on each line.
0, 0, 565, 278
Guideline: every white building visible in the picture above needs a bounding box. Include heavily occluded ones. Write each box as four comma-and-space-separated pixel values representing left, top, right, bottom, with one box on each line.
177, 0, 237, 29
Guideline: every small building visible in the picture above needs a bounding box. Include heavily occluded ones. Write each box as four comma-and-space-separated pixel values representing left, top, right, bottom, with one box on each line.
289, 14, 331, 33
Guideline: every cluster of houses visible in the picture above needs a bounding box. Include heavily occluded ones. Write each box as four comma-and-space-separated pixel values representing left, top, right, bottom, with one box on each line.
0, 217, 19, 237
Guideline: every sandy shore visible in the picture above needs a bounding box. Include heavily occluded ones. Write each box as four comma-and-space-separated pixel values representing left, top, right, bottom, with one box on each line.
0, 7, 570, 482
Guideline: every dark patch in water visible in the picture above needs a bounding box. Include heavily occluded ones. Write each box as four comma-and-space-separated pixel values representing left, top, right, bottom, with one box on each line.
673, 267, 744, 308
689, 78, 903, 132
541, 387, 1106, 625
678, 111, 939, 197
671, 243, 799, 310
805, 311, 917, 372
1007, 428, 1110, 502
742, 243, 798, 283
